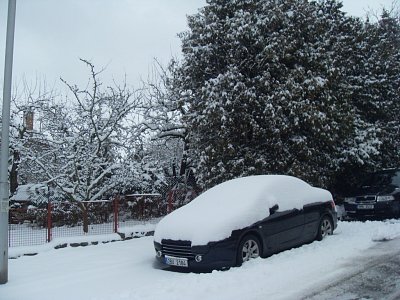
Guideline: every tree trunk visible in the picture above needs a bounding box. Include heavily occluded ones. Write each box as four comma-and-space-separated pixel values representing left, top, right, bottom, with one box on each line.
83, 202, 89, 233
79, 202, 89, 233
10, 150, 20, 194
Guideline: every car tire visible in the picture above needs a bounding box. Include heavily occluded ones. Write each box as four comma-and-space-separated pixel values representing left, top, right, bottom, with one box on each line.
316, 216, 333, 241
237, 234, 261, 266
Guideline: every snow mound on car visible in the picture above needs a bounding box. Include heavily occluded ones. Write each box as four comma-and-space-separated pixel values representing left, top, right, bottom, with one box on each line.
154, 175, 332, 246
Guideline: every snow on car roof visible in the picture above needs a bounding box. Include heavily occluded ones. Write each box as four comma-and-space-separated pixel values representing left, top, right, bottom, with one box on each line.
154, 175, 332, 246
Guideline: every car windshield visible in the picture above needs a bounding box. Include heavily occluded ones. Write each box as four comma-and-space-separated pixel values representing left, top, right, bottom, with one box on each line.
361, 170, 400, 188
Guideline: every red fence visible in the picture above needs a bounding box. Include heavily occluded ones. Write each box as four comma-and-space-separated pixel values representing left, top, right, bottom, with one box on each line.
8, 189, 196, 247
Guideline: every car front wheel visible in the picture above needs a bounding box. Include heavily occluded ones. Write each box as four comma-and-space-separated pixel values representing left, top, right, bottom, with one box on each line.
237, 235, 261, 266
317, 216, 333, 241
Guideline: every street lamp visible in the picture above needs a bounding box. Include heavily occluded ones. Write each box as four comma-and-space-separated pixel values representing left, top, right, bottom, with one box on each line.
0, 0, 17, 284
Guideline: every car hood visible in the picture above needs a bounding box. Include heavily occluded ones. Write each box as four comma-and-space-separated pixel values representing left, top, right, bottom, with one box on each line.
154, 175, 332, 246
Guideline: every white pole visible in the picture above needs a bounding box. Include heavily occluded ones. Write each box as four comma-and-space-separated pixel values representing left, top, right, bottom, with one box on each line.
0, 0, 17, 284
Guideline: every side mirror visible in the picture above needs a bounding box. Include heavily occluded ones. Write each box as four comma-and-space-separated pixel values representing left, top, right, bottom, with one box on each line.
269, 204, 279, 215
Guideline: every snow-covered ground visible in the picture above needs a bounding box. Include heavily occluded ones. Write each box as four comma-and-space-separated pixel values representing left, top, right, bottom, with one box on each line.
1, 220, 400, 300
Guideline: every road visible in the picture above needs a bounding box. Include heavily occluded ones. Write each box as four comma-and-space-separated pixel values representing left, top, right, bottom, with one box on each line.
301, 238, 400, 300
1, 221, 400, 300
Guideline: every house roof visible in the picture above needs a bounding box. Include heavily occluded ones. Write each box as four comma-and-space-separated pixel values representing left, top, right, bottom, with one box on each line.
11, 184, 47, 202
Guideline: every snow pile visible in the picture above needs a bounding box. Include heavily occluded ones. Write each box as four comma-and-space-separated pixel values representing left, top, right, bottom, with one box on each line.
371, 220, 400, 241
118, 221, 158, 238
154, 175, 332, 245
9, 234, 123, 258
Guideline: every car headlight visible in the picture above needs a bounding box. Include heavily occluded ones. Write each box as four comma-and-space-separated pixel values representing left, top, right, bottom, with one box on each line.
344, 197, 356, 203
376, 195, 395, 202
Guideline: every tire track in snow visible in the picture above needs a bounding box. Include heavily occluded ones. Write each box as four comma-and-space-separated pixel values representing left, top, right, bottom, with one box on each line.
300, 238, 400, 300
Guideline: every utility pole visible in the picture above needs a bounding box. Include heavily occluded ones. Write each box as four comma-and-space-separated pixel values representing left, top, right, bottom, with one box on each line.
0, 0, 17, 284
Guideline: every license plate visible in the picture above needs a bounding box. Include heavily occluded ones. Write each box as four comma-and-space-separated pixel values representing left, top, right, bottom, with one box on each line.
165, 255, 188, 267
357, 204, 374, 209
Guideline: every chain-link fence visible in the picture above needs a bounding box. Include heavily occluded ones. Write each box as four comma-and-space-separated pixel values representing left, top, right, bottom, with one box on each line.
8, 178, 198, 247
9, 200, 116, 247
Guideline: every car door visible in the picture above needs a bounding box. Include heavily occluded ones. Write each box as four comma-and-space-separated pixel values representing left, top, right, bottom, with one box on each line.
302, 203, 323, 241
258, 207, 305, 253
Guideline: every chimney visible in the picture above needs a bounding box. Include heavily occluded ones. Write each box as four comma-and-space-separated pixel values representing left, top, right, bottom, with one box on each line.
24, 110, 34, 131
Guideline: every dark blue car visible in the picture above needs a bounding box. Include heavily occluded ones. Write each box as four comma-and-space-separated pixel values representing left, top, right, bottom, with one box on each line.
344, 169, 400, 220
154, 175, 337, 270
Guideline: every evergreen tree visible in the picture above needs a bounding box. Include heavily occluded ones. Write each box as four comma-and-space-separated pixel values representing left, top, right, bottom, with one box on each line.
333, 9, 400, 194
362, 11, 400, 167
173, 0, 377, 188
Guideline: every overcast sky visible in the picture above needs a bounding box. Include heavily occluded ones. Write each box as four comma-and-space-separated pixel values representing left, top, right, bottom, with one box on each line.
0, 0, 396, 93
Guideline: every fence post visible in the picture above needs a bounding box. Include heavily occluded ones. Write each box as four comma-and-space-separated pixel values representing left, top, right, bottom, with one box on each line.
113, 195, 119, 233
47, 201, 52, 243
167, 190, 174, 213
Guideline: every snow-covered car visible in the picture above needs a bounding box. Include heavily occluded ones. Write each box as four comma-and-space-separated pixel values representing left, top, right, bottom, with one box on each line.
154, 175, 337, 270
344, 169, 400, 219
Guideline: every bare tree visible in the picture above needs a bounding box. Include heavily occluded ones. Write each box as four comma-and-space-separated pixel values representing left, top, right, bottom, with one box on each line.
27, 59, 144, 232
140, 60, 194, 182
